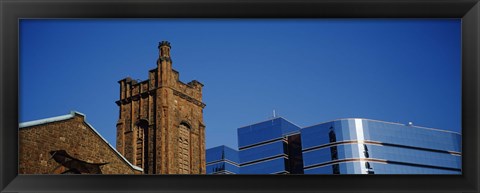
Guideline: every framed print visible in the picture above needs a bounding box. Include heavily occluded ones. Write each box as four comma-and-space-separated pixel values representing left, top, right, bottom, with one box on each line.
1, 0, 479, 192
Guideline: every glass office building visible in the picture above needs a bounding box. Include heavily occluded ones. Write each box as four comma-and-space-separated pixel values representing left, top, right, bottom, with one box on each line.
301, 118, 461, 174
237, 117, 304, 174
206, 117, 461, 174
206, 145, 239, 174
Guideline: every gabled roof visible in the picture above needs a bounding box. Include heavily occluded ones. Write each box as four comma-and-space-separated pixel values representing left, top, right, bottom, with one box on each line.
19, 111, 144, 172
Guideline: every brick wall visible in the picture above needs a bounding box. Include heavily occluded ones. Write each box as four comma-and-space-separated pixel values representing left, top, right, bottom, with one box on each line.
19, 113, 142, 174
115, 41, 206, 174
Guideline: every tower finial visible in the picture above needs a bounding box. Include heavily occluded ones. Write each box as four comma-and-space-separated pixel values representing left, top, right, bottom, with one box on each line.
158, 41, 171, 59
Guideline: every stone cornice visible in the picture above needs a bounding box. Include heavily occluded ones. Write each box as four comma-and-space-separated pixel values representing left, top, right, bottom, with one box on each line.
121, 68, 203, 91
172, 89, 206, 108
116, 87, 206, 108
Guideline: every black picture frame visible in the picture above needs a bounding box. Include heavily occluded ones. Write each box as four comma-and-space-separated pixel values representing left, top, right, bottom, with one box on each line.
1, 0, 478, 192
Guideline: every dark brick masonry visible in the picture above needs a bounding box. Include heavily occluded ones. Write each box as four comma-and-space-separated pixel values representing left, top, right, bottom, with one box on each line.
19, 112, 142, 174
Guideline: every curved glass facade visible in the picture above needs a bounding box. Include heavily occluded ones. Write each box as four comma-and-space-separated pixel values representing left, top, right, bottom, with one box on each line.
304, 161, 460, 174
206, 117, 461, 174
301, 118, 461, 174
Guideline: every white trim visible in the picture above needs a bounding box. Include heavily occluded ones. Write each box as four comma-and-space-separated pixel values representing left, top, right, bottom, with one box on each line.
355, 119, 365, 142
354, 119, 367, 174
19, 112, 76, 128
19, 111, 144, 172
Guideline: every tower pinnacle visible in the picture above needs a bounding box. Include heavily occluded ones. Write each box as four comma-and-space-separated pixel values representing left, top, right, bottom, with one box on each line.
117, 41, 206, 174
158, 41, 171, 58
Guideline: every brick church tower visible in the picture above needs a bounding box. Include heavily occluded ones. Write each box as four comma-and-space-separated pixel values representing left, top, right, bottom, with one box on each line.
115, 41, 206, 174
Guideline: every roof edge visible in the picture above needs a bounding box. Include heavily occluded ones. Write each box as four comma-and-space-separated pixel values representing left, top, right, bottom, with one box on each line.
83, 121, 144, 172
302, 118, 461, 135
19, 111, 83, 128
19, 111, 144, 172
237, 116, 302, 130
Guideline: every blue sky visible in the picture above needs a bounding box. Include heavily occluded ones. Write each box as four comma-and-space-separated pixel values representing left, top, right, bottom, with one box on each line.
19, 19, 461, 149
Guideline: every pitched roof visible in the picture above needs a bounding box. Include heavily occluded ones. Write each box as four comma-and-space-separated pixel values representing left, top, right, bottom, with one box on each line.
19, 111, 144, 172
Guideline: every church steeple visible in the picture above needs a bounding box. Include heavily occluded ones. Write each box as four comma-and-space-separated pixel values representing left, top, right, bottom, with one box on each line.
116, 41, 206, 174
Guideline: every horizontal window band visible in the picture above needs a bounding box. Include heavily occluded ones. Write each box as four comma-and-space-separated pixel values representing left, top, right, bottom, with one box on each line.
240, 154, 288, 167
241, 170, 289, 175
302, 140, 382, 153
206, 159, 239, 167
302, 140, 461, 156
304, 158, 461, 172
209, 170, 236, 174
304, 158, 388, 170
273, 171, 290, 174
239, 137, 287, 151
386, 160, 461, 172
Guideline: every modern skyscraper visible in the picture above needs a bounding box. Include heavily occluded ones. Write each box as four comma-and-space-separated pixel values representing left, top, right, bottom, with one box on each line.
115, 41, 206, 174
206, 145, 239, 174
237, 117, 304, 174
301, 118, 461, 174
206, 117, 461, 174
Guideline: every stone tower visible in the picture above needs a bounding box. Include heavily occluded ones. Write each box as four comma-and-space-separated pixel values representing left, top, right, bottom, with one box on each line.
115, 41, 206, 174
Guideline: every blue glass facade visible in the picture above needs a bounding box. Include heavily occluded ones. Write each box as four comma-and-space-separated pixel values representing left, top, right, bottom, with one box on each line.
301, 119, 461, 174
206, 145, 239, 174
237, 117, 303, 174
206, 117, 461, 174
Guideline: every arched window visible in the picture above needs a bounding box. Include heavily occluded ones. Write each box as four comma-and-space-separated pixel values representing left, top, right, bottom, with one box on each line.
136, 119, 149, 140
180, 121, 191, 129
177, 121, 191, 174
135, 119, 149, 169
